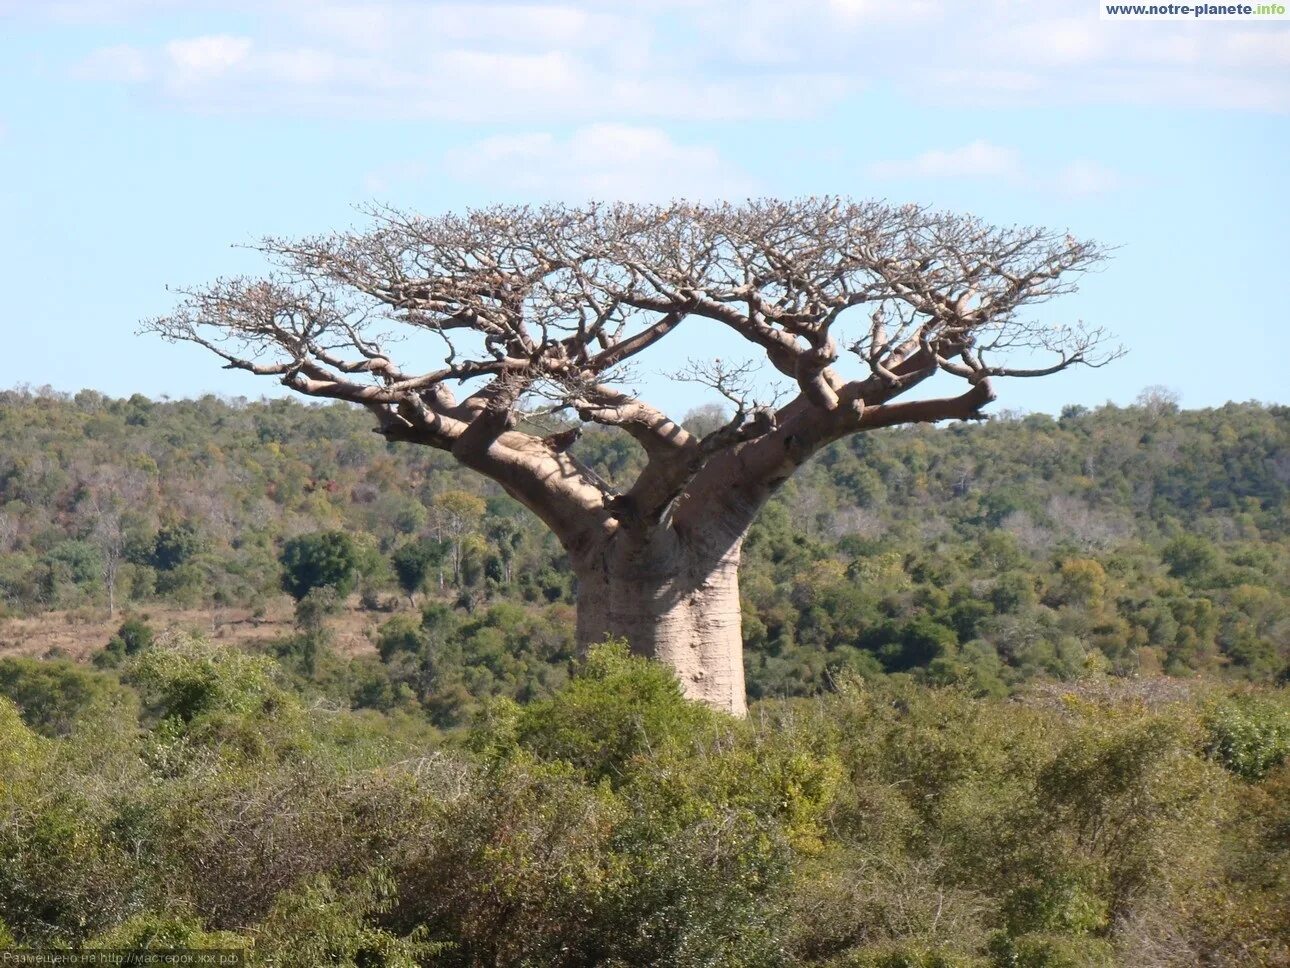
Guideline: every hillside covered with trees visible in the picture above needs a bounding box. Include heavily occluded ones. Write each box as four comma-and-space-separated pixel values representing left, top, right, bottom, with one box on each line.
0, 386, 1285, 718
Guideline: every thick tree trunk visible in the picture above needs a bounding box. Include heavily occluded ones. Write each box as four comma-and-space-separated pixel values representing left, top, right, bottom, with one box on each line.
573, 527, 748, 717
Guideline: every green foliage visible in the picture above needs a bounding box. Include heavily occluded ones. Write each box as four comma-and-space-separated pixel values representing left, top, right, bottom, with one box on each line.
511, 639, 717, 782
0, 641, 1286, 963
1203, 693, 1290, 780
0, 656, 135, 736
149, 521, 207, 571
96, 615, 156, 668
376, 613, 424, 661
0, 694, 42, 777
864, 616, 959, 672
390, 536, 447, 600
124, 631, 291, 724
987, 932, 1116, 967
254, 874, 443, 966
85, 911, 249, 951
279, 530, 360, 601
43, 539, 103, 586
1162, 533, 1221, 583
1, 390, 1290, 962
0, 697, 144, 944
0, 390, 1287, 701
397, 642, 837, 966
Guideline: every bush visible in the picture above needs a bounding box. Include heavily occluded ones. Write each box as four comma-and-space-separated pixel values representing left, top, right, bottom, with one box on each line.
0, 698, 146, 944
510, 639, 717, 783
987, 932, 1116, 967
390, 538, 447, 602
123, 631, 291, 725
0, 629, 1285, 963
85, 911, 249, 952
1204, 693, 1290, 780
96, 615, 156, 668
0, 657, 135, 736
279, 531, 361, 601
253, 874, 442, 966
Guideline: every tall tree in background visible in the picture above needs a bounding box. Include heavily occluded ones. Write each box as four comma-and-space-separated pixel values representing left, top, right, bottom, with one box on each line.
149, 199, 1117, 715
428, 490, 487, 586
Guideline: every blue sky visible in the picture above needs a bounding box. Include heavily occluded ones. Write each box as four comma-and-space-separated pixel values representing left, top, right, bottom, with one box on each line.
0, 0, 1286, 416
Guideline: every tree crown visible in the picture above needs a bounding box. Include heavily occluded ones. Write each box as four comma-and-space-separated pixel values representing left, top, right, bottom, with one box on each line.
149, 198, 1117, 548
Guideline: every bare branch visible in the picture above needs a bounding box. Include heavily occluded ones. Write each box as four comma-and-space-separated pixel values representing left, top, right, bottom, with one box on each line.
148, 198, 1115, 547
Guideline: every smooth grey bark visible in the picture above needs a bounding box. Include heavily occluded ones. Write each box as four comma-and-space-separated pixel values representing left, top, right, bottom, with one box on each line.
573, 525, 748, 717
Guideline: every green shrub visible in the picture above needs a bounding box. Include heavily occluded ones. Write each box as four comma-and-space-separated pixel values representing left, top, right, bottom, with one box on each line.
0, 699, 145, 944
1203, 694, 1290, 780
511, 639, 716, 783
987, 931, 1115, 967
124, 632, 290, 724
279, 530, 361, 601
838, 947, 987, 968
95, 616, 156, 669
0, 657, 135, 737
255, 873, 443, 967
85, 911, 249, 951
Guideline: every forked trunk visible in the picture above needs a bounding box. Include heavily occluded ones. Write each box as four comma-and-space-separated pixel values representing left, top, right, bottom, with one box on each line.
573, 527, 747, 717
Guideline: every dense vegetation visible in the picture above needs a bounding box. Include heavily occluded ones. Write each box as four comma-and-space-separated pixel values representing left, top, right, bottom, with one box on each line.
0, 387, 1288, 963
0, 387, 1285, 722
0, 636, 1287, 965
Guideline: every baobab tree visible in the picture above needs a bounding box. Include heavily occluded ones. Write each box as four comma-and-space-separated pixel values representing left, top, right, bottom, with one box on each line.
147, 198, 1117, 715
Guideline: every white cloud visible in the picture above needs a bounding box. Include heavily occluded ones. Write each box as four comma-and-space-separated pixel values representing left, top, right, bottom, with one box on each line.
257, 48, 339, 86
825, 0, 940, 23
75, 43, 152, 82
999, 18, 1107, 66
867, 141, 1125, 197
428, 4, 598, 46
164, 35, 252, 77
994, 17, 1290, 74
441, 124, 755, 202
687, 0, 939, 69
977, 15, 1290, 110
289, 2, 622, 52
1052, 160, 1124, 196
362, 159, 431, 195
437, 50, 582, 99
295, 4, 395, 52
58, 0, 1290, 117
76, 26, 848, 123
1, 0, 186, 23
868, 141, 1022, 179
1221, 30, 1290, 68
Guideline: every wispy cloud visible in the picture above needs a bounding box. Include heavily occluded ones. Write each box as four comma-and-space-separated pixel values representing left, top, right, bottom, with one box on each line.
1052, 160, 1124, 196
440, 124, 756, 202
75, 30, 847, 122
51, 0, 1290, 117
867, 141, 1125, 196
0, 0, 188, 23
75, 43, 152, 81
825, 0, 940, 22
164, 35, 252, 77
867, 141, 1022, 180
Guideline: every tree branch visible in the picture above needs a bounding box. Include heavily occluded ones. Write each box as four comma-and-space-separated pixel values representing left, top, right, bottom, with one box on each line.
148, 198, 1114, 555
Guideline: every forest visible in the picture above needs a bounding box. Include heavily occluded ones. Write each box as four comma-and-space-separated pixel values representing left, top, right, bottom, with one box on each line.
0, 386, 1287, 965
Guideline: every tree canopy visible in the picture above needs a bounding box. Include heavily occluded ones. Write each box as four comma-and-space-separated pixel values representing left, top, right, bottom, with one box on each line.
147, 199, 1118, 544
